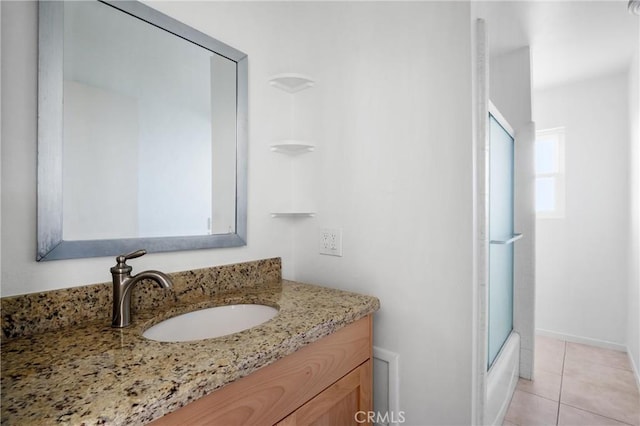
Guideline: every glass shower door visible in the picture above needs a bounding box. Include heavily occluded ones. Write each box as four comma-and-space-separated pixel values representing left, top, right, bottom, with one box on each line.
488, 113, 520, 369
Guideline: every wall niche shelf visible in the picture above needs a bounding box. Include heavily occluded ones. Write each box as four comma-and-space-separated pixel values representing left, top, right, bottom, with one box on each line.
270, 212, 316, 218
270, 140, 315, 154
269, 73, 315, 93
269, 73, 316, 220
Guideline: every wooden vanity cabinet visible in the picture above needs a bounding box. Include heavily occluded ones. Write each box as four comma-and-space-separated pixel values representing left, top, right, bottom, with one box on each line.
151, 315, 373, 426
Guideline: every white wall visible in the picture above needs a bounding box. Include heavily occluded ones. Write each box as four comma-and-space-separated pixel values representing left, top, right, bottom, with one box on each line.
0, 1, 297, 296
489, 48, 532, 131
534, 72, 630, 348
2, 1, 480, 424
628, 35, 640, 380
285, 3, 476, 424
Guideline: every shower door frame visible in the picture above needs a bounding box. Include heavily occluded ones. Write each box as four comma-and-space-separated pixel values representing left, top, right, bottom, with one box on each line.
487, 102, 517, 371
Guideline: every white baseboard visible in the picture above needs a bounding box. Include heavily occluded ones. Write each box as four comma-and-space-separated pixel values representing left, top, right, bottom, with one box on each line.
535, 328, 626, 352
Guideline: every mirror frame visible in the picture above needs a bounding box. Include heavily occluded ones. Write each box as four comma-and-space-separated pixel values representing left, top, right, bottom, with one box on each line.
37, 0, 248, 261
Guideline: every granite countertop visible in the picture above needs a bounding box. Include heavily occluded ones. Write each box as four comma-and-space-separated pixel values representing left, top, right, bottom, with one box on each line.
1, 262, 379, 425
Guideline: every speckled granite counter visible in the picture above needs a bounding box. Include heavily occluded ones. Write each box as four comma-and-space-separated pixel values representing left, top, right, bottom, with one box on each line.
1, 258, 379, 425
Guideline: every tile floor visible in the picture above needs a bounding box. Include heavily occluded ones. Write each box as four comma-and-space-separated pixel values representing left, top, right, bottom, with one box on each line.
503, 335, 640, 426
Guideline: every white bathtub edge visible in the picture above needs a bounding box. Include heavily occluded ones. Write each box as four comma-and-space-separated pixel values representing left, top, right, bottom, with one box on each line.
484, 331, 520, 426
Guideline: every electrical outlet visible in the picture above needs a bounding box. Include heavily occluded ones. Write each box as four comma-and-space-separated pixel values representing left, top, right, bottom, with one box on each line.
319, 228, 343, 256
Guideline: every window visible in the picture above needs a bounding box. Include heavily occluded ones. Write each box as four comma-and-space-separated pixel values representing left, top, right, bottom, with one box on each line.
535, 128, 565, 218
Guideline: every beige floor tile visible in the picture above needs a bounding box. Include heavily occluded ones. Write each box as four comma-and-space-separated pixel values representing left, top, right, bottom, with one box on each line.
536, 335, 566, 359
561, 375, 640, 425
563, 357, 639, 395
506, 338, 640, 426
517, 371, 562, 402
535, 350, 565, 376
558, 404, 632, 426
565, 342, 632, 372
504, 390, 559, 426
535, 336, 565, 375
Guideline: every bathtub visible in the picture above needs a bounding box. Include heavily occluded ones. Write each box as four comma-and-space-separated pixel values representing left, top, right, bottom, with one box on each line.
484, 331, 520, 425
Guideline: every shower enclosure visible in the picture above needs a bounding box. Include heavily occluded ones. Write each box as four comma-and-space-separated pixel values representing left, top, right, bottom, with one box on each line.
484, 103, 522, 425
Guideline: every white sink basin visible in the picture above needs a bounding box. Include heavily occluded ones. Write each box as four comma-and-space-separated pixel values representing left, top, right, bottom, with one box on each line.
142, 304, 278, 342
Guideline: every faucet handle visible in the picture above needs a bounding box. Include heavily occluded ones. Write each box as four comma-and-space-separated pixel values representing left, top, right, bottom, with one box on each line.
110, 249, 147, 274
112, 249, 146, 273
117, 249, 147, 264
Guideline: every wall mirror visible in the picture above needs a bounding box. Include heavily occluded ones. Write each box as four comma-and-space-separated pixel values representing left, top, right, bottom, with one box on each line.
37, 0, 248, 261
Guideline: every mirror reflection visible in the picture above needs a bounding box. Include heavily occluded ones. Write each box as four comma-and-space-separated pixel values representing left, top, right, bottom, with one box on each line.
62, 1, 236, 240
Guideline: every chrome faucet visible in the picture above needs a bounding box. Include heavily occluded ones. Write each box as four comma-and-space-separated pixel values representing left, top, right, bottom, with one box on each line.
110, 249, 173, 328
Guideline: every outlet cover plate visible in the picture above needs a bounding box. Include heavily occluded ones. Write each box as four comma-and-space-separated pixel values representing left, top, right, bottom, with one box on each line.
319, 228, 342, 256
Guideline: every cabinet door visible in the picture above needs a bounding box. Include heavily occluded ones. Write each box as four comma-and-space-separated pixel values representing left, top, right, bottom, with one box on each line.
277, 360, 372, 426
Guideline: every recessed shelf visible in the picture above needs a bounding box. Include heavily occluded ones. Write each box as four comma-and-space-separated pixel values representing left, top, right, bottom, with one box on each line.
269, 72, 316, 220
269, 73, 315, 93
270, 212, 316, 218
270, 140, 315, 154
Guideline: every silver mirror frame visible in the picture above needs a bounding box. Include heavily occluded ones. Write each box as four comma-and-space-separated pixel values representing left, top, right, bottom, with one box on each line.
37, 0, 248, 261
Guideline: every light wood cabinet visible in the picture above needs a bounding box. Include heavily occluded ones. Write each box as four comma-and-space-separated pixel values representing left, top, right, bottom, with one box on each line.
276, 360, 371, 426
151, 315, 373, 426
